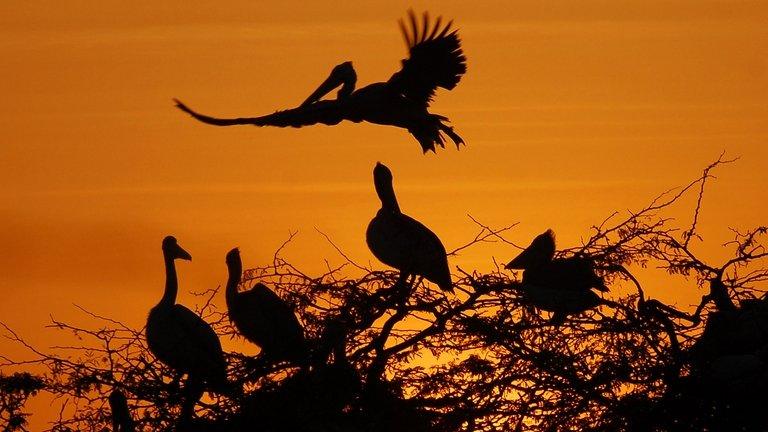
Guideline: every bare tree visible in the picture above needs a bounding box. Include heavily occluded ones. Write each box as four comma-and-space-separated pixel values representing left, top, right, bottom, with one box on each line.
2, 155, 766, 432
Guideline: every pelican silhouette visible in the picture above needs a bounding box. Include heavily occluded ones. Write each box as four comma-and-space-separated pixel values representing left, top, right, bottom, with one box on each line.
506, 230, 607, 323
174, 10, 467, 154
108, 389, 134, 432
225, 248, 308, 364
366, 162, 452, 294
146, 236, 228, 420
506, 230, 607, 293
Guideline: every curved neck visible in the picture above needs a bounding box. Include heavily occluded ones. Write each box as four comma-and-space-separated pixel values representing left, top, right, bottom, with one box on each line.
225, 261, 242, 304
160, 252, 178, 306
375, 177, 400, 213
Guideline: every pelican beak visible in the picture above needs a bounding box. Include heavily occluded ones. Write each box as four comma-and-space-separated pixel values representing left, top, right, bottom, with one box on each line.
176, 244, 192, 261
301, 62, 355, 107
505, 255, 527, 270
301, 74, 341, 107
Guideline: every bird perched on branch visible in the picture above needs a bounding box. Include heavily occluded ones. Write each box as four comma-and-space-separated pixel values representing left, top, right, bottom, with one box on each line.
367, 162, 452, 295
506, 230, 607, 323
108, 389, 135, 432
225, 248, 308, 365
146, 236, 228, 421
174, 10, 467, 154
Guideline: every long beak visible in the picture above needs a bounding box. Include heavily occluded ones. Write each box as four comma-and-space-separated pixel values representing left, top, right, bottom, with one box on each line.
301, 69, 345, 107
176, 244, 192, 261
505, 252, 530, 269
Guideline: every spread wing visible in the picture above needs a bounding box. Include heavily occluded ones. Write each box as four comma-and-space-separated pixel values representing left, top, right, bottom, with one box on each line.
388, 10, 467, 107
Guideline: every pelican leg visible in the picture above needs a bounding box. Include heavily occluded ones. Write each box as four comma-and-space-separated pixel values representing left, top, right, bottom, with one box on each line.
390, 273, 416, 305
393, 272, 409, 292
301, 61, 357, 107
373, 272, 411, 306
179, 377, 204, 427
243, 355, 273, 381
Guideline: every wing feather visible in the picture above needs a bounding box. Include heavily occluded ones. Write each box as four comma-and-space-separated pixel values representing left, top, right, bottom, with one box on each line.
389, 10, 467, 106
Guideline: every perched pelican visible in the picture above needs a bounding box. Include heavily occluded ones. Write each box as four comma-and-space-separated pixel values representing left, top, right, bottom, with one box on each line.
506, 230, 606, 323
225, 248, 308, 364
506, 230, 607, 293
692, 299, 768, 360
366, 162, 452, 293
174, 10, 467, 154
146, 236, 228, 418
108, 389, 134, 432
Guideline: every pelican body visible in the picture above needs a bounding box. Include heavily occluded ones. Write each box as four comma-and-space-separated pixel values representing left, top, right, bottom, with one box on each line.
366, 162, 452, 292
146, 236, 228, 394
225, 248, 307, 364
506, 230, 606, 322
175, 11, 467, 153
506, 230, 607, 293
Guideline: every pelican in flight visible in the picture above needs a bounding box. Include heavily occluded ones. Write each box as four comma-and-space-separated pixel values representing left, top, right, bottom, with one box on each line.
225, 248, 308, 365
146, 236, 228, 420
366, 162, 452, 294
506, 230, 607, 323
174, 10, 467, 154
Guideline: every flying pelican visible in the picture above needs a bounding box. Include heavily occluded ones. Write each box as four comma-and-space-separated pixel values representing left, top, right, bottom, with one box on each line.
146, 236, 228, 420
174, 10, 467, 154
225, 248, 308, 365
506, 230, 607, 323
366, 162, 452, 294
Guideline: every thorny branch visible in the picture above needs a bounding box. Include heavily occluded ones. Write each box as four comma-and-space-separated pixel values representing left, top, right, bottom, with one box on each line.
1, 156, 767, 432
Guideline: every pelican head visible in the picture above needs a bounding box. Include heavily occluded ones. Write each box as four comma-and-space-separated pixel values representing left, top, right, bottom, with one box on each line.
226, 248, 241, 271
374, 161, 393, 182
506, 229, 555, 270
162, 236, 192, 261
373, 162, 399, 212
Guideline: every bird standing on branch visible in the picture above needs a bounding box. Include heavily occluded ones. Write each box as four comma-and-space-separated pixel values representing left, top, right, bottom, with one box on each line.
146, 236, 229, 422
506, 230, 607, 323
367, 162, 453, 295
224, 248, 308, 366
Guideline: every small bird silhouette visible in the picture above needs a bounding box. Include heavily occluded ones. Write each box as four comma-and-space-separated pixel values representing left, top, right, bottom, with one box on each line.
366, 162, 452, 294
174, 10, 466, 154
108, 389, 134, 432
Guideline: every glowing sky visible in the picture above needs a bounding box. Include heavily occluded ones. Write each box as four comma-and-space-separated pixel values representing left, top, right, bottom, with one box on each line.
1, 1, 766, 427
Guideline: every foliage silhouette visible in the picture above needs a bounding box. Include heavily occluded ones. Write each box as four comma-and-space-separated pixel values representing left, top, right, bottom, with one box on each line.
2, 156, 768, 431
0, 372, 45, 431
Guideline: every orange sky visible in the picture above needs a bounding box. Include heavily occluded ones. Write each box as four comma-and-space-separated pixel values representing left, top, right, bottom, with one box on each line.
1, 1, 767, 428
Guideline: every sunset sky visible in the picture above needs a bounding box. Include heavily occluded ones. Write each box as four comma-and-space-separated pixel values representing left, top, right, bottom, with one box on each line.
1, 1, 766, 427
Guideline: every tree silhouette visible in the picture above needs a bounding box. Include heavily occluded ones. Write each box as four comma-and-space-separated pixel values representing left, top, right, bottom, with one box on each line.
2, 155, 767, 431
